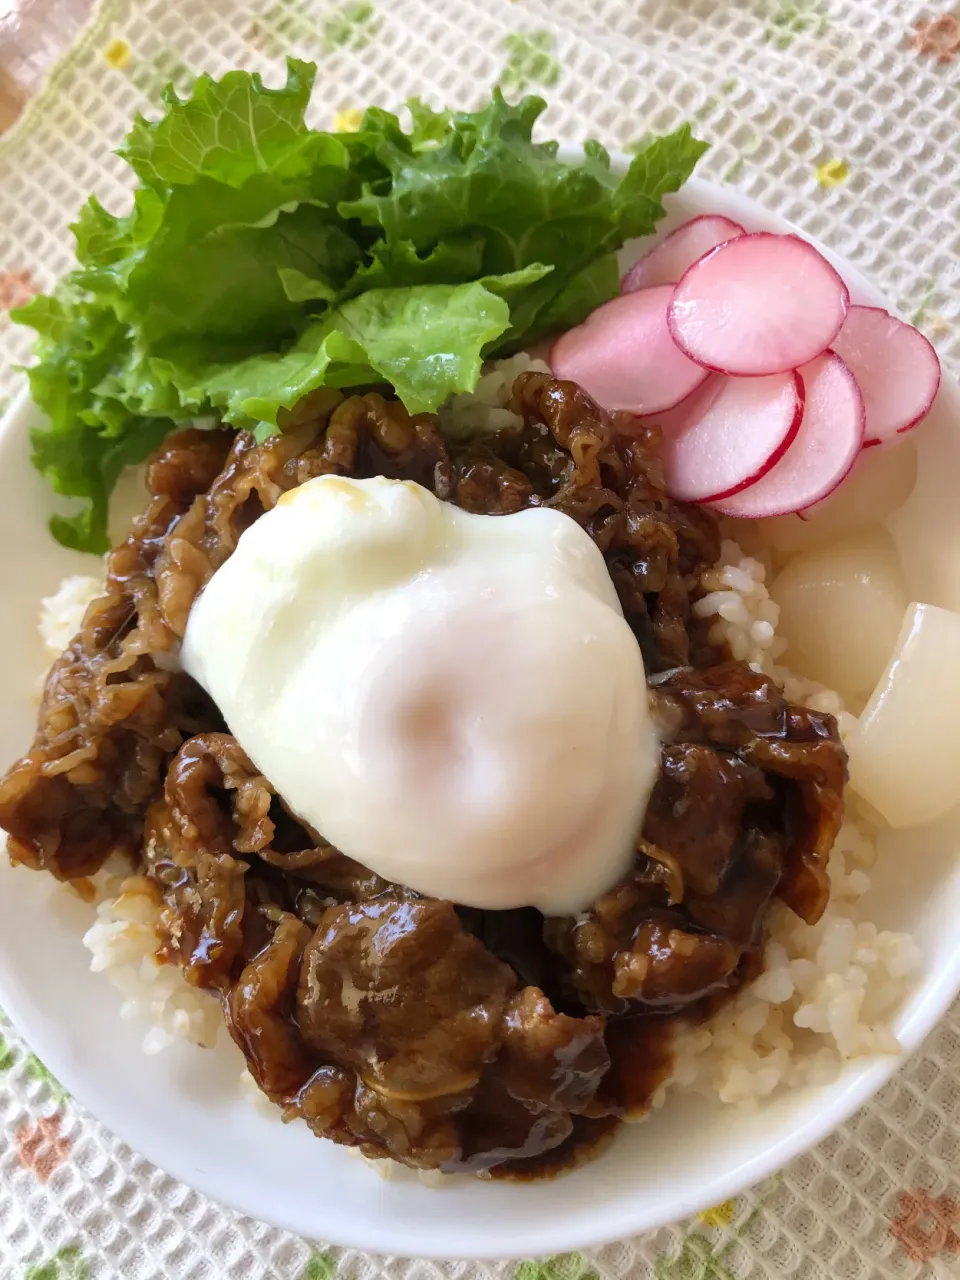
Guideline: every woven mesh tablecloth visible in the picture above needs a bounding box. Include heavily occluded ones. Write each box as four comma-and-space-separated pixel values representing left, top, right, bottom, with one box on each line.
1, 1, 960, 1276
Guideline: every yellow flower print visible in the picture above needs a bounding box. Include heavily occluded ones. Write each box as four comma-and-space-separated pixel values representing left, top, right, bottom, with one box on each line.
699, 1200, 737, 1228
816, 158, 849, 188
923, 315, 951, 340
103, 38, 132, 70
333, 108, 364, 133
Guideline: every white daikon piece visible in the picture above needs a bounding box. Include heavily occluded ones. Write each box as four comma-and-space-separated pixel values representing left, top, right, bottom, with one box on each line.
770, 528, 907, 706
886, 390, 960, 613
847, 602, 960, 829
757, 438, 918, 557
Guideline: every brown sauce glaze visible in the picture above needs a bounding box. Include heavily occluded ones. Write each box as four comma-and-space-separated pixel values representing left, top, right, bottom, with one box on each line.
0, 376, 848, 1178
488, 1017, 678, 1179
487, 1115, 621, 1181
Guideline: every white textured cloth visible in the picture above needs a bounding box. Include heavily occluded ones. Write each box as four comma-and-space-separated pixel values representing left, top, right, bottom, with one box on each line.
1, 1, 960, 1277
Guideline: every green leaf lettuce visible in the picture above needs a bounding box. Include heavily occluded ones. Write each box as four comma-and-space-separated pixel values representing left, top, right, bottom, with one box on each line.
16, 60, 707, 551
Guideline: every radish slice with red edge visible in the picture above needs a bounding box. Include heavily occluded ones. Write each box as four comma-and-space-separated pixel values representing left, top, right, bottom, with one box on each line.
668, 233, 850, 376
620, 215, 746, 293
615, 380, 707, 439
659, 371, 804, 503
830, 305, 941, 446
712, 352, 865, 518
549, 284, 709, 415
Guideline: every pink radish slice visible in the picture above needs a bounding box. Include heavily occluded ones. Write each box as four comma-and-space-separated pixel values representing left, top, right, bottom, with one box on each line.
549, 285, 709, 415
668, 233, 850, 376
712, 352, 865, 518
660, 371, 804, 503
830, 305, 941, 445
615, 379, 707, 438
621, 215, 746, 293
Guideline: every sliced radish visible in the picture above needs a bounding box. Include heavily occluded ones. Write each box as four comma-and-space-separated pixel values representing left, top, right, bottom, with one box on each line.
830, 305, 941, 445
668, 233, 850, 376
615, 381, 706, 439
659, 371, 804, 503
712, 352, 865, 518
621, 215, 746, 293
549, 285, 709, 415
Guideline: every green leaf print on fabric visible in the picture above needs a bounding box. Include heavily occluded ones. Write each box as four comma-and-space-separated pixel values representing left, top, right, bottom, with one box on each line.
298, 1250, 339, 1280
321, 2, 380, 52
761, 0, 828, 49
247, 0, 318, 54
24, 1246, 89, 1280
24, 1052, 70, 1105
627, 79, 736, 149
499, 31, 561, 94
125, 46, 195, 105
911, 277, 938, 326
515, 1254, 599, 1280
652, 1180, 781, 1280
692, 78, 739, 125
653, 1236, 737, 1280
245, 0, 380, 56
723, 133, 762, 183
0, 1029, 15, 1072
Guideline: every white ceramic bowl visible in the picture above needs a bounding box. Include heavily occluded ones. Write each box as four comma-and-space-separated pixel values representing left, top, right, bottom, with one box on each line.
1, 165, 959, 1260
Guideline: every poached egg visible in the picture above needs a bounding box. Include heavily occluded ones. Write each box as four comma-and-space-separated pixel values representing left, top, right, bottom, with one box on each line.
182, 474, 658, 913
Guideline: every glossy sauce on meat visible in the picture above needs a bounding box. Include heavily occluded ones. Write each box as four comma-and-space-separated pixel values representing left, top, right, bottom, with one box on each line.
0, 376, 848, 1177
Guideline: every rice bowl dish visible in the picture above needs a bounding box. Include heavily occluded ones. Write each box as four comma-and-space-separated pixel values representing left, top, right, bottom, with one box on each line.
0, 59, 958, 1252
67, 456, 921, 1114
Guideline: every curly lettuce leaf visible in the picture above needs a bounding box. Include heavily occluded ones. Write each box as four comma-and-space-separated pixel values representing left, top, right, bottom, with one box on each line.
121, 201, 362, 350
329, 281, 512, 413
42, 418, 173, 554
339, 233, 487, 296
504, 253, 619, 350
406, 97, 455, 150
615, 128, 713, 233
282, 249, 553, 318
341, 95, 707, 265
168, 280, 512, 429
340, 94, 706, 346
119, 58, 321, 188
14, 290, 172, 553
72, 57, 362, 347
15, 62, 707, 552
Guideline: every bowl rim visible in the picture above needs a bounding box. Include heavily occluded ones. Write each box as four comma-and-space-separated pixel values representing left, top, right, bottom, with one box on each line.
0, 158, 958, 1259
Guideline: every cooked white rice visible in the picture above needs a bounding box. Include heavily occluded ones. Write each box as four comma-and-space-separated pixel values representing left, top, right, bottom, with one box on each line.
30, 358, 918, 1119
676, 540, 920, 1104
39, 574, 105, 660
437, 352, 551, 439
82, 872, 221, 1055
655, 822, 920, 1107
694, 538, 860, 742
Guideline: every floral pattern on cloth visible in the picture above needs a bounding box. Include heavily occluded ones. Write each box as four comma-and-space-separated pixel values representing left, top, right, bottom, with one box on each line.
910, 12, 960, 63
15, 1115, 73, 1184
761, 1, 829, 50
499, 30, 562, 93
889, 1190, 960, 1265
0, 0, 959, 1278
23, 1246, 90, 1280
0, 269, 36, 311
